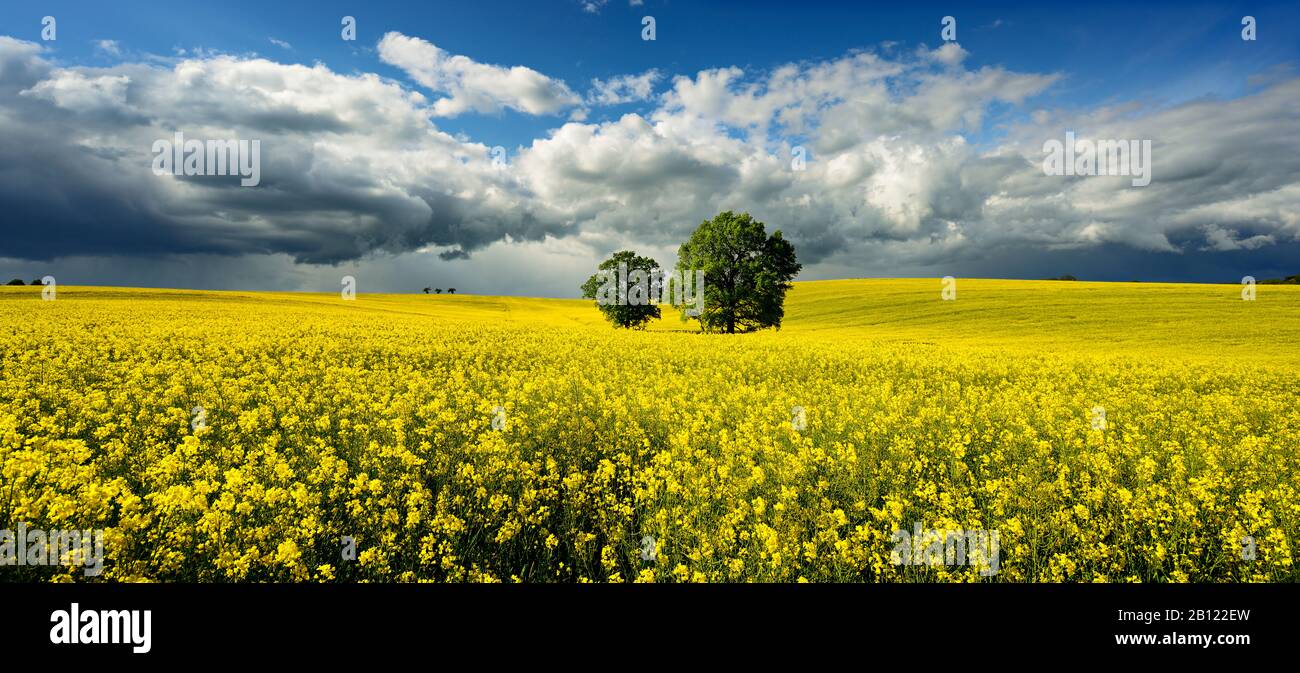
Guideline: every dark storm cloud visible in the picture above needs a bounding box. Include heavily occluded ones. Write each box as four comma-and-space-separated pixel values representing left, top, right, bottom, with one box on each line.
0, 37, 574, 265
936, 240, 1300, 285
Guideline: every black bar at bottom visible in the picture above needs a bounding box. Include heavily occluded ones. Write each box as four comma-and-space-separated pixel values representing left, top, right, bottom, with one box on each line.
0, 582, 1290, 662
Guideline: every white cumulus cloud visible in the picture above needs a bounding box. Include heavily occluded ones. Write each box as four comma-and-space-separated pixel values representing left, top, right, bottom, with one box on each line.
377, 32, 580, 117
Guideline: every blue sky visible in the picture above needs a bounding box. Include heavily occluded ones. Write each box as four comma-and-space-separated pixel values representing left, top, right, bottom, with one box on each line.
11, 1, 1295, 134
1, 1, 1299, 292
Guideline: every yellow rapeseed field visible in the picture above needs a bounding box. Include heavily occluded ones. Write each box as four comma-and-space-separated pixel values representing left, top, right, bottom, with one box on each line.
1, 279, 1297, 582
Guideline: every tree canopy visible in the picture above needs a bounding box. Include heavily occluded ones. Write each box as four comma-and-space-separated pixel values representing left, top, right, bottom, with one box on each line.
581, 250, 663, 329
675, 211, 800, 333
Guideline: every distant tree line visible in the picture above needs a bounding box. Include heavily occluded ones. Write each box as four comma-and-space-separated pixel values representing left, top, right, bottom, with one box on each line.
422, 287, 457, 294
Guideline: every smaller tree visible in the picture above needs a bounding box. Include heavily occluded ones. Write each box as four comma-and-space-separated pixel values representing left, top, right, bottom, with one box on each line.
582, 250, 662, 329
435, 288, 443, 294
447, 288, 456, 294
5, 279, 24, 286
423, 287, 431, 294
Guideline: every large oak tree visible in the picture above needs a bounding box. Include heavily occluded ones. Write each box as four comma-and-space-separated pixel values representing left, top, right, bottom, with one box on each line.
675, 211, 800, 333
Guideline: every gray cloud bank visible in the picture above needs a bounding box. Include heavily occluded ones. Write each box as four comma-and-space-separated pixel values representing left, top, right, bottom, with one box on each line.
1, 34, 1297, 293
